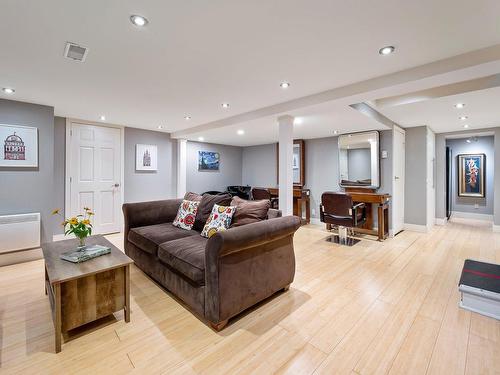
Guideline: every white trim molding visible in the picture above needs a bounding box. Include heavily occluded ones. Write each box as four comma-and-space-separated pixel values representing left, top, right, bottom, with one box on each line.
404, 223, 428, 233
435, 217, 448, 226
451, 211, 493, 221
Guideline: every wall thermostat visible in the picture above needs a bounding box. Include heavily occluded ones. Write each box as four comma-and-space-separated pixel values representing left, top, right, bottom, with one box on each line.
381, 150, 388, 159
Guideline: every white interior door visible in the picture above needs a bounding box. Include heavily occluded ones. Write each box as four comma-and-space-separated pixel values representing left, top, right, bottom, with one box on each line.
68, 122, 122, 234
427, 128, 436, 230
392, 126, 405, 234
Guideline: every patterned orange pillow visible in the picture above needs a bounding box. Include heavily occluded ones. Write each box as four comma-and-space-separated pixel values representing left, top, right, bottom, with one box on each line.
201, 204, 236, 238
172, 200, 199, 230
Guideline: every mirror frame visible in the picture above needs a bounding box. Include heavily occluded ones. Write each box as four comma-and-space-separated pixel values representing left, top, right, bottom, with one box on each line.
338, 131, 380, 190
276, 139, 305, 187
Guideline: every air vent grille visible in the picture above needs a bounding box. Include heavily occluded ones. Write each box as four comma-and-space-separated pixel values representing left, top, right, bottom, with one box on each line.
64, 42, 88, 62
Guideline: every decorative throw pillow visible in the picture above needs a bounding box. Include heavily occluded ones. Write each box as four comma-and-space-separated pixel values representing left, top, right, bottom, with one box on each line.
201, 204, 236, 238
172, 200, 199, 230
193, 193, 232, 232
230, 196, 270, 227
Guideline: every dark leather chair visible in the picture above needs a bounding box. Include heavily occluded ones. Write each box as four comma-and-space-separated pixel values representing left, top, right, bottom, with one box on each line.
227, 185, 252, 200
320, 192, 366, 245
251, 188, 279, 209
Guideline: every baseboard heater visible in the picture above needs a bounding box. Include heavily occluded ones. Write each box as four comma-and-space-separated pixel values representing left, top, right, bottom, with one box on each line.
0, 213, 41, 253
459, 259, 500, 320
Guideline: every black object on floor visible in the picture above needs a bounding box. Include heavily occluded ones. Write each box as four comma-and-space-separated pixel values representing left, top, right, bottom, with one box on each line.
326, 235, 361, 246
459, 259, 500, 293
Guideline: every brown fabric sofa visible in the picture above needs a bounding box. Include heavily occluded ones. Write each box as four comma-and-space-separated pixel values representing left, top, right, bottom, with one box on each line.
122, 198, 301, 330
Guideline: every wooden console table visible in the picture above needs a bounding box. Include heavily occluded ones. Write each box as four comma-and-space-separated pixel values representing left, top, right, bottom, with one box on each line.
42, 236, 133, 353
268, 187, 311, 224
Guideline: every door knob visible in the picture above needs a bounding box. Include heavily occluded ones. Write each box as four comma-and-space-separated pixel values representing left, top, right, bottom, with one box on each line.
112, 183, 120, 188
394, 176, 400, 180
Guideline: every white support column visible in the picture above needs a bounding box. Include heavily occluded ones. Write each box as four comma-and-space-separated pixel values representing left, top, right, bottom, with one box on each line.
278, 115, 294, 216
177, 139, 187, 198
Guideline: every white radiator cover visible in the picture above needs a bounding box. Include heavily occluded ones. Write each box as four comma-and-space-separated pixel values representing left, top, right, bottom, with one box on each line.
0, 213, 41, 253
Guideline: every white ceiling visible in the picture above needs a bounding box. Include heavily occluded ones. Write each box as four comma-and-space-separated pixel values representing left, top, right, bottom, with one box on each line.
1, 1, 500, 143
377, 86, 500, 133
185, 101, 386, 146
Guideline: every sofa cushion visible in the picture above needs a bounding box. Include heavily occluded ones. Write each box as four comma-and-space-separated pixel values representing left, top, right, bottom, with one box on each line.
128, 223, 197, 255
172, 199, 199, 230
193, 193, 232, 232
158, 235, 208, 285
230, 196, 271, 227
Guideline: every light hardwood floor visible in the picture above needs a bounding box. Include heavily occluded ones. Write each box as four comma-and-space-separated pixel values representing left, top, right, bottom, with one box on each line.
1, 218, 499, 374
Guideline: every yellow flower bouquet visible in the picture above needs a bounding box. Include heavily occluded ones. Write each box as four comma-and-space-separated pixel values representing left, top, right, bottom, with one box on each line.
52, 207, 94, 249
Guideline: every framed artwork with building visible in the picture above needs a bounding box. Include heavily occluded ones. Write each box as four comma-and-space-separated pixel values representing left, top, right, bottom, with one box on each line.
0, 124, 38, 168
458, 153, 485, 198
136, 144, 158, 171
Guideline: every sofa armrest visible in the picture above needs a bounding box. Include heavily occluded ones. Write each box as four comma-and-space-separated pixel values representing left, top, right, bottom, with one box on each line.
206, 216, 301, 258
204, 215, 301, 324
122, 199, 182, 241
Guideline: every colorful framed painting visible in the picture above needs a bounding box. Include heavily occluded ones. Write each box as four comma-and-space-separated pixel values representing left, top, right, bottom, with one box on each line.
198, 151, 220, 171
0, 124, 38, 167
136, 144, 157, 171
458, 153, 485, 198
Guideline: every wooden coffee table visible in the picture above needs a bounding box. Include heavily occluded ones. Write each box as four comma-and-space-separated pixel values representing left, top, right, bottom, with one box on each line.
42, 235, 133, 353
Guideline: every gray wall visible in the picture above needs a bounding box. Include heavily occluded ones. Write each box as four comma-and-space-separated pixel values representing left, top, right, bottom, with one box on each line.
124, 127, 177, 203
53, 116, 66, 235
495, 128, 500, 226
0, 99, 55, 243
404, 126, 428, 226
186, 141, 242, 194
304, 136, 339, 218
435, 134, 447, 220
242, 143, 277, 187
347, 148, 371, 181
446, 136, 494, 215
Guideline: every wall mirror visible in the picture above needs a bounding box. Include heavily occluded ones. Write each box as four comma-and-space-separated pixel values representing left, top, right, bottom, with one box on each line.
338, 131, 380, 189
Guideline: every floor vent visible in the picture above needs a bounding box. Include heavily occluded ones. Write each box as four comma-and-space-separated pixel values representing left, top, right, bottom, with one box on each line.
64, 42, 89, 62
0, 213, 40, 253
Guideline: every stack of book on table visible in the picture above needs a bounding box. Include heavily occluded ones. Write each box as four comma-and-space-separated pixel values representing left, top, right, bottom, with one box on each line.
60, 244, 111, 263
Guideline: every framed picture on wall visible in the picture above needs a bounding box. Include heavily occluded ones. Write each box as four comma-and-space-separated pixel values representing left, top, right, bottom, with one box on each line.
136, 144, 157, 171
0, 124, 38, 167
458, 153, 485, 198
198, 151, 220, 171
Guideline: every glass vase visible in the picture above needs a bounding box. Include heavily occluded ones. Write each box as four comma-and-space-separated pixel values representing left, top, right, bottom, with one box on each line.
77, 236, 87, 251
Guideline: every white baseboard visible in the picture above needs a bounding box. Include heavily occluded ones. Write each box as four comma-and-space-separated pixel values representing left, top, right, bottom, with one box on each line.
404, 223, 428, 233
435, 217, 448, 226
493, 225, 500, 233
0, 248, 43, 267
451, 211, 493, 221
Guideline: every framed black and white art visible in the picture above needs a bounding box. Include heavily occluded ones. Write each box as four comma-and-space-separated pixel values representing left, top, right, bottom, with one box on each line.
136, 144, 158, 171
0, 124, 38, 167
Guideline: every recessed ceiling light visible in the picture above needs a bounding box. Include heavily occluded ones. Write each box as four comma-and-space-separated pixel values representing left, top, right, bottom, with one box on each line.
280, 82, 290, 89
459, 116, 468, 120
184, 116, 191, 120
293, 117, 303, 125
221, 103, 230, 108
158, 125, 164, 129
466, 139, 472, 143
463, 124, 469, 129
198, 136, 204, 141
2, 87, 15, 94
99, 115, 106, 121
237, 129, 245, 135
333, 130, 339, 135
130, 15, 148, 27
379, 46, 395, 55
455, 103, 465, 109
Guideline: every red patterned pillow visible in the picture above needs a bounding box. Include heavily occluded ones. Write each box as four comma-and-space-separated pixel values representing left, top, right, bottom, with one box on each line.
172, 200, 199, 230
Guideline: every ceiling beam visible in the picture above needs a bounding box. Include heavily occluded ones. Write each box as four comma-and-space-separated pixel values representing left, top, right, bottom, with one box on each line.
374, 74, 500, 108
171, 44, 500, 138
